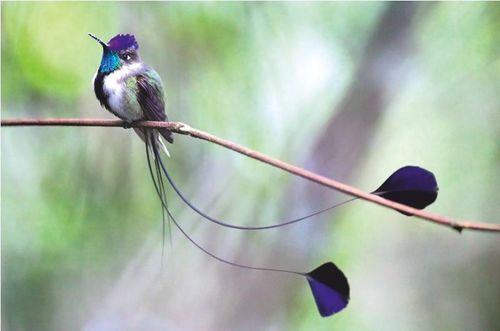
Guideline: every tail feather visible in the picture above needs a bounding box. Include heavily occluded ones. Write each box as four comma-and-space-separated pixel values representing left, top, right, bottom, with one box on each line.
146, 128, 357, 231
145, 134, 303, 276
152, 146, 357, 230
159, 128, 174, 144
158, 136, 171, 158
135, 128, 170, 157
145, 131, 173, 269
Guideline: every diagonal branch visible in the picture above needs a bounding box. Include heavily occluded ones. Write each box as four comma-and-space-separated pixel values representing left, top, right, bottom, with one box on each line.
2, 117, 500, 233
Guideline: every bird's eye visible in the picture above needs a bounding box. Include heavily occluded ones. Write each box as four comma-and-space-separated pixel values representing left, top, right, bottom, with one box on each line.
122, 54, 131, 61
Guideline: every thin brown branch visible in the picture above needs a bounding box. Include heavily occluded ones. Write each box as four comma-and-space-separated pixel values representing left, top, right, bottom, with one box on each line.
2, 117, 500, 233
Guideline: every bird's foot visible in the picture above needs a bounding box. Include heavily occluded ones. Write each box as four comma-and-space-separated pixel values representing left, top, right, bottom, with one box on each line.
122, 120, 140, 129
122, 121, 133, 129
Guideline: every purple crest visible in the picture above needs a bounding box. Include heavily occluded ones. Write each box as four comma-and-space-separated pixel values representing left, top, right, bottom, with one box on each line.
107, 34, 139, 52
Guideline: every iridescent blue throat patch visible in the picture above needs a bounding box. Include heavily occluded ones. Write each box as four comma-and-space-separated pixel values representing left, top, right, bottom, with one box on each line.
99, 51, 120, 74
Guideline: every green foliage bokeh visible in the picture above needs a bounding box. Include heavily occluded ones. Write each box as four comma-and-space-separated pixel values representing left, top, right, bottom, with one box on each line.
2, 2, 499, 331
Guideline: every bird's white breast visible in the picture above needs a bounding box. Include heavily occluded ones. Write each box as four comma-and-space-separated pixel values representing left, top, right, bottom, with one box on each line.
102, 62, 144, 121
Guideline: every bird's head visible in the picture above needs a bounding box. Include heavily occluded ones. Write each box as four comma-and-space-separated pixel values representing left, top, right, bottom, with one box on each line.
89, 33, 140, 74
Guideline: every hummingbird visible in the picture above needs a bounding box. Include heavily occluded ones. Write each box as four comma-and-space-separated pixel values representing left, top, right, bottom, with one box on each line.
88, 33, 438, 319
89, 33, 173, 150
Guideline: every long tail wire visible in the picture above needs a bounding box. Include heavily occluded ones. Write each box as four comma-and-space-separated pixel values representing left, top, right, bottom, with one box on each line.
156, 152, 358, 230
145, 131, 304, 277
144, 131, 414, 278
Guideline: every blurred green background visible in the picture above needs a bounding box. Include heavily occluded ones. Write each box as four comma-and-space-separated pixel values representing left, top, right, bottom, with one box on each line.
2, 2, 499, 331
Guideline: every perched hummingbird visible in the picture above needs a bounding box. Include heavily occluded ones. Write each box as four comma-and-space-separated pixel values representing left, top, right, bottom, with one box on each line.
89, 33, 173, 148
86, 34, 441, 320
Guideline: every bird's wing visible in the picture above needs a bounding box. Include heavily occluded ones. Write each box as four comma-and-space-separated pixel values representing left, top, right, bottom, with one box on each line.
136, 70, 173, 143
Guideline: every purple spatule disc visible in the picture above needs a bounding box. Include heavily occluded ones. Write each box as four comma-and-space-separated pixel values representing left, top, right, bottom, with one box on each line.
306, 262, 350, 317
373, 166, 438, 216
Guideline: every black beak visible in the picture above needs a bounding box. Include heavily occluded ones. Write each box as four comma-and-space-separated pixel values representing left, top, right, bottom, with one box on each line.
88, 33, 108, 49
